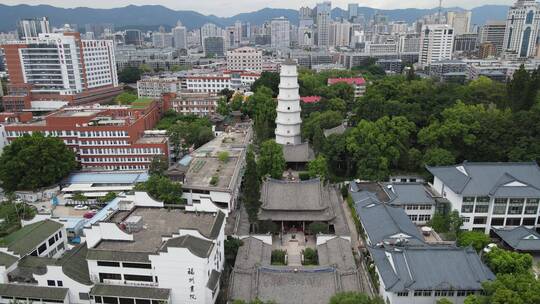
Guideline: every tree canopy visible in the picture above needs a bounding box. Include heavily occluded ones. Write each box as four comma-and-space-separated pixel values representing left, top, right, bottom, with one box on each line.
456, 231, 491, 252
329, 292, 385, 304
257, 140, 285, 179
0, 133, 77, 191
135, 175, 183, 204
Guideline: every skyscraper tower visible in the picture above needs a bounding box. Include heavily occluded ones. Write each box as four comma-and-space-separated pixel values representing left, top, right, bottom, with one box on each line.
275, 59, 302, 145
503, 0, 540, 58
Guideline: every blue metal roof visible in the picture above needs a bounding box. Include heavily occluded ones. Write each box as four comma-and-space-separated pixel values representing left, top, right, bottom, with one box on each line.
65, 172, 149, 184
85, 198, 121, 227
179, 155, 193, 167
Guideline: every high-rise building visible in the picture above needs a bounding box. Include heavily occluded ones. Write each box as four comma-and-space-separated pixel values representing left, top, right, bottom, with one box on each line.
1, 32, 121, 112
271, 17, 290, 48
299, 7, 312, 20
479, 21, 507, 55
204, 36, 225, 57
17, 17, 50, 39
446, 11, 472, 35
348, 3, 359, 20
329, 21, 351, 47
419, 24, 455, 68
503, 0, 540, 58
275, 59, 302, 145
226, 47, 263, 72
454, 33, 478, 53
479, 42, 498, 58
316, 2, 332, 47
124, 29, 143, 46
152, 26, 173, 48
172, 21, 187, 49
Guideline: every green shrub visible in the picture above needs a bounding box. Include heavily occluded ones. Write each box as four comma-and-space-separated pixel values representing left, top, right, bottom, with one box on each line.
271, 249, 286, 265
298, 172, 311, 180
303, 248, 318, 265
308, 221, 329, 235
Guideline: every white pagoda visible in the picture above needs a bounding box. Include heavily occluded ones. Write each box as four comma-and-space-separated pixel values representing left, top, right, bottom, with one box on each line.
275, 59, 302, 145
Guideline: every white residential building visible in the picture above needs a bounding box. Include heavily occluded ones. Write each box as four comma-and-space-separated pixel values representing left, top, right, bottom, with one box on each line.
185, 75, 231, 93
275, 59, 302, 145
137, 77, 181, 98
329, 21, 351, 47
503, 0, 540, 58
447, 11, 472, 35
428, 162, 540, 233
419, 24, 455, 68
172, 22, 188, 49
316, 2, 332, 47
271, 17, 290, 48
226, 47, 263, 72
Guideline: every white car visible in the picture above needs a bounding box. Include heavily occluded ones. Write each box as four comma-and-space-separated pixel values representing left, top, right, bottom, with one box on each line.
74, 205, 89, 210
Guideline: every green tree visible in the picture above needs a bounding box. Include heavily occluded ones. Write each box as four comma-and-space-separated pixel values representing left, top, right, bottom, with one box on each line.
135, 175, 183, 204
436, 299, 453, 304
118, 66, 142, 83
218, 151, 230, 163
98, 192, 117, 204
250, 87, 277, 144
251, 72, 280, 96
216, 97, 231, 116
243, 146, 261, 224
308, 155, 328, 182
347, 116, 415, 181
71, 192, 88, 203
484, 247, 533, 275
139, 64, 153, 73
271, 249, 286, 265
114, 92, 138, 105
423, 147, 456, 166
457, 231, 491, 252
167, 119, 214, 158
148, 156, 169, 176
0, 133, 77, 191
307, 221, 329, 234
507, 64, 536, 112
303, 247, 318, 265
329, 292, 385, 304
258, 140, 285, 179
481, 272, 540, 304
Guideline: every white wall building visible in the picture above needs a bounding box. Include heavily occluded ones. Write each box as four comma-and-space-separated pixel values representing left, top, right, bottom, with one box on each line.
503, 0, 540, 58
185, 75, 231, 93
275, 59, 302, 145
172, 22, 188, 50
270, 17, 290, 48
226, 47, 263, 72
447, 11, 472, 35
428, 162, 540, 233
419, 24, 455, 68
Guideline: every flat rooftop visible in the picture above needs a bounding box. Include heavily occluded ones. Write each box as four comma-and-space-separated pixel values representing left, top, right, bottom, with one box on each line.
136, 136, 168, 144
183, 126, 251, 190
54, 110, 101, 117
93, 207, 224, 253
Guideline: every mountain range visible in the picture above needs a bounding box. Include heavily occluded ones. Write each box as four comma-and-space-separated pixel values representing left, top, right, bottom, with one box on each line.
0, 4, 510, 32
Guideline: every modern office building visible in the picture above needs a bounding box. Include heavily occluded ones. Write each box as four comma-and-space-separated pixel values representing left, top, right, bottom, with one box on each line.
1, 32, 121, 112
17, 17, 51, 39
275, 59, 302, 145
419, 24, 455, 68
203, 37, 225, 57
270, 17, 290, 48
503, 0, 540, 58
137, 77, 181, 98
124, 29, 143, 46
479, 21, 506, 55
329, 21, 351, 47
348, 3, 359, 20
152, 27, 173, 48
428, 162, 540, 233
226, 47, 263, 72
454, 33, 479, 53
172, 21, 188, 50
316, 2, 332, 47
446, 11, 472, 35
3, 100, 169, 171
162, 92, 219, 117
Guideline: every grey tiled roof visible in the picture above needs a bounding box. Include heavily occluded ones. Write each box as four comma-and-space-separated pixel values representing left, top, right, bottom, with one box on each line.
324, 124, 347, 137
91, 284, 171, 300
492, 226, 540, 251
369, 246, 495, 292
0, 220, 63, 256
86, 250, 150, 263
383, 183, 436, 206
229, 237, 363, 304
352, 191, 424, 245
206, 269, 221, 290
0, 252, 18, 268
426, 162, 540, 196
160, 235, 214, 258
282, 142, 315, 163
0, 283, 68, 301
58, 243, 92, 285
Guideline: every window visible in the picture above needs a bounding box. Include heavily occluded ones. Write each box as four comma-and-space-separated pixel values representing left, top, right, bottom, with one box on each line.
491, 218, 505, 226
99, 273, 122, 282
422, 290, 432, 296
48, 237, 55, 246
473, 217, 487, 225
506, 218, 521, 226
97, 261, 120, 267
509, 199, 524, 214
79, 293, 90, 300
397, 291, 409, 297
57, 280, 63, 287
522, 217, 535, 226
462, 217, 470, 223
103, 296, 118, 304
493, 198, 507, 214
475, 202, 489, 213
135, 300, 151, 304
463, 197, 475, 203
37, 243, 47, 255
47, 280, 55, 286
525, 199, 539, 214
461, 203, 474, 213
408, 215, 418, 221
119, 298, 135, 304
418, 215, 431, 222
123, 274, 154, 282
122, 262, 152, 269
477, 196, 490, 203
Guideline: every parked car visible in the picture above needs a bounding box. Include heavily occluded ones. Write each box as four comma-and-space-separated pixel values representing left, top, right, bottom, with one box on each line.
74, 205, 88, 210
83, 210, 97, 219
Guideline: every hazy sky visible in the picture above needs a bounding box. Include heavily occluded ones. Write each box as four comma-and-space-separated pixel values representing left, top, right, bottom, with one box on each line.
2, 0, 515, 17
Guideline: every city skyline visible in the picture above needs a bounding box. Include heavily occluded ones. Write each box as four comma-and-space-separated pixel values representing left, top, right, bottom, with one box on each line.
1, 0, 515, 17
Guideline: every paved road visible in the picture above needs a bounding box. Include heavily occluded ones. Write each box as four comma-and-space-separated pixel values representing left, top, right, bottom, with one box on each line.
338, 189, 375, 296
